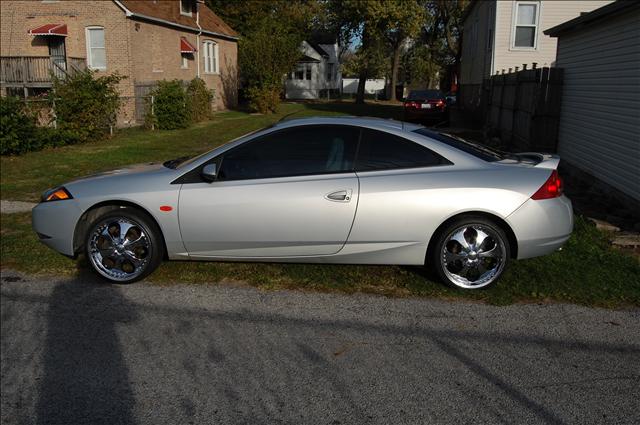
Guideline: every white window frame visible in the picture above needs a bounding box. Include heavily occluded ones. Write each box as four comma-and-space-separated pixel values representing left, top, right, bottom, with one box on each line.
203, 40, 219, 74
510, 1, 540, 50
85, 26, 106, 70
180, 0, 193, 17
181, 55, 189, 69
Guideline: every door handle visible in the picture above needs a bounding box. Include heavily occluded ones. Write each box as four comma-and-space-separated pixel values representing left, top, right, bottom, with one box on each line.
325, 189, 352, 202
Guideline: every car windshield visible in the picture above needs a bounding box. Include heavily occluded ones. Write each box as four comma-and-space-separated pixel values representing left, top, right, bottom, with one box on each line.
413, 128, 507, 162
407, 90, 443, 100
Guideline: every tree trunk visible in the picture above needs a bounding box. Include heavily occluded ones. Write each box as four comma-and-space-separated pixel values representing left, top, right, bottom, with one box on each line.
355, 69, 367, 104
389, 40, 402, 102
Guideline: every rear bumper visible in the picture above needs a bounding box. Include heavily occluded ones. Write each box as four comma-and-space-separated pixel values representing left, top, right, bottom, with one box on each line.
32, 200, 83, 257
404, 109, 447, 119
506, 195, 573, 259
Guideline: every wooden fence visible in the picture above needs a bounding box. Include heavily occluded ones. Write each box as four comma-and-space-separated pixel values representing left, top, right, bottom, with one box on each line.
484, 67, 563, 152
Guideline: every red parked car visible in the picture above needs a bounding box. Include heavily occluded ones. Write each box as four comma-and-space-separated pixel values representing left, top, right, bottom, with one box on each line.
403, 90, 449, 124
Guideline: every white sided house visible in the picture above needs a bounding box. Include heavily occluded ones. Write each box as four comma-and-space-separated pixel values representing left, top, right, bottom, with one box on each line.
285, 41, 341, 100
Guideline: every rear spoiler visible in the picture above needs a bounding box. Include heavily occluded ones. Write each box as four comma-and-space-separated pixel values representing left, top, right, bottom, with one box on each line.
518, 152, 560, 170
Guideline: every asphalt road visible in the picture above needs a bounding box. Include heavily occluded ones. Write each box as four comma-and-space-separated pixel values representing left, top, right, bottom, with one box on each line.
1, 271, 639, 425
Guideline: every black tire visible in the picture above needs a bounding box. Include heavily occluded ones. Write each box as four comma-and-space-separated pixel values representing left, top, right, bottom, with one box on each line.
84, 207, 164, 283
429, 215, 510, 290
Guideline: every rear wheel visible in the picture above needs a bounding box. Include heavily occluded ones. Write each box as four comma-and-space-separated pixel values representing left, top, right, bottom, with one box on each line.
85, 208, 163, 283
430, 216, 510, 289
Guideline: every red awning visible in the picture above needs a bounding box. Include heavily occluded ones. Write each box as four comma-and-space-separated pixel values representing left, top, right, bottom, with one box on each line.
28, 23, 68, 37
180, 37, 196, 54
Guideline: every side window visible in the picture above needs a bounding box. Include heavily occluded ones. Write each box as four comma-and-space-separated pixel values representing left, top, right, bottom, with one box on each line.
218, 125, 359, 180
355, 129, 450, 171
513, 2, 539, 48
86, 26, 106, 70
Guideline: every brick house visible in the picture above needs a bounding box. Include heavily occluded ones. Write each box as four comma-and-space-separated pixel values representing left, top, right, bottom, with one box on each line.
0, 0, 238, 125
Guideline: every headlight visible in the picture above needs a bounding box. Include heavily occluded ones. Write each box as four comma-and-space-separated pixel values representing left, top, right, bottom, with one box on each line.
41, 187, 73, 202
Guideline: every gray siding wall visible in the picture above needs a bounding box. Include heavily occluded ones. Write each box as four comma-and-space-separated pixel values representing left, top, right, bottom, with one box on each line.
555, 10, 640, 201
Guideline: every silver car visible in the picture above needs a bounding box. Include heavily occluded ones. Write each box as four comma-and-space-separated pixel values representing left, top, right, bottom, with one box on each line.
32, 117, 573, 289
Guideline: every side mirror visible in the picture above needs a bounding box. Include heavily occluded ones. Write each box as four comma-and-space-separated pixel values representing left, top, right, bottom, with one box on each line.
201, 163, 217, 182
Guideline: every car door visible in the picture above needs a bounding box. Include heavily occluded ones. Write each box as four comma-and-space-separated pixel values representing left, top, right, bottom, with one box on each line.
178, 125, 360, 258
345, 128, 454, 261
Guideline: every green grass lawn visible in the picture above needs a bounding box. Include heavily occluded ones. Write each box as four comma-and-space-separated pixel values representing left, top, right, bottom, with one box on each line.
1, 101, 638, 307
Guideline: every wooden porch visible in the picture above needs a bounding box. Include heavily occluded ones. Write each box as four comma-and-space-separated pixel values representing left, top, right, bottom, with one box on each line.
0, 56, 86, 94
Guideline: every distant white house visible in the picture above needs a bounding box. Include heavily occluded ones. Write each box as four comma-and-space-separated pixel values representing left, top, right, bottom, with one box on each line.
284, 40, 341, 99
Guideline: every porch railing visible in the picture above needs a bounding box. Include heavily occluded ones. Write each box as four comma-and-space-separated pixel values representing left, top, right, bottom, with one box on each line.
0, 56, 87, 86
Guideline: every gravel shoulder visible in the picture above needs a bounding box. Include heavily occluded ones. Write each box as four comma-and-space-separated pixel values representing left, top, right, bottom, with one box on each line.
1, 270, 639, 425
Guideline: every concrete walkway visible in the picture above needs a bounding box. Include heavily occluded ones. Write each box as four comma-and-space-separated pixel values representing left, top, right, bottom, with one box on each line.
0, 200, 36, 214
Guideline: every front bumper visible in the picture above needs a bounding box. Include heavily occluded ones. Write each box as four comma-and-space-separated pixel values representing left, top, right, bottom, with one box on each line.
506, 195, 574, 259
32, 200, 83, 257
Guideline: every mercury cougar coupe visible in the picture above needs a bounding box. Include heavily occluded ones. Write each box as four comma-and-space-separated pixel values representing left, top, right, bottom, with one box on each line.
32, 117, 573, 289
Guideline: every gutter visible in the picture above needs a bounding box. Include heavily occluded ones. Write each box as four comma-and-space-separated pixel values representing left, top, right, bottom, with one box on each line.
112, 0, 238, 42
196, 0, 202, 78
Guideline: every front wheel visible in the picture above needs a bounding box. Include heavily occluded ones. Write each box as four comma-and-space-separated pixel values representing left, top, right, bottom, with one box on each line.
85, 208, 163, 283
430, 217, 510, 289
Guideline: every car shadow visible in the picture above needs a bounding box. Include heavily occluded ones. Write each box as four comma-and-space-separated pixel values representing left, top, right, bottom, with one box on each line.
35, 269, 138, 425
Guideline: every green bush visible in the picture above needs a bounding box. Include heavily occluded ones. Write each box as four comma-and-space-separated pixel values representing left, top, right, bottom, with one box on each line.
0, 96, 39, 155
52, 69, 124, 141
147, 80, 190, 130
186, 77, 213, 123
246, 85, 281, 114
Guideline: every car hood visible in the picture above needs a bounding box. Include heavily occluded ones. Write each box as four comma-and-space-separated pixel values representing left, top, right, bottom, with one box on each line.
64, 162, 171, 186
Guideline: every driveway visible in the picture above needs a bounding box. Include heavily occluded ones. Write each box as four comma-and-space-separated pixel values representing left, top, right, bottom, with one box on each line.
1, 271, 639, 425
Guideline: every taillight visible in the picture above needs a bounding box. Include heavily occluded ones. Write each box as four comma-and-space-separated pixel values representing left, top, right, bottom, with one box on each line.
436, 100, 445, 107
404, 101, 419, 109
531, 170, 563, 200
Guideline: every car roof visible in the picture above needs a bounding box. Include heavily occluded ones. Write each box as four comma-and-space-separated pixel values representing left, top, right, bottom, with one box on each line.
273, 116, 424, 133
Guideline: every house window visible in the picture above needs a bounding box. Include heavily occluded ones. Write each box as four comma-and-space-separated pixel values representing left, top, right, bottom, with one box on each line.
85, 26, 106, 70
180, 0, 194, 16
295, 64, 304, 80
513, 2, 539, 48
306, 64, 312, 80
203, 40, 218, 74
181, 55, 189, 69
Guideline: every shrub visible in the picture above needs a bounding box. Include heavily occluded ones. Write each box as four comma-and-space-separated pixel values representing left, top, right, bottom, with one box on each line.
246, 85, 281, 114
0, 96, 39, 155
147, 80, 190, 130
52, 70, 124, 141
186, 77, 213, 123
239, 19, 302, 113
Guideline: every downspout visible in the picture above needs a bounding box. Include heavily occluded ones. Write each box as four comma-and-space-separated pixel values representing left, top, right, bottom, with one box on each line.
195, 0, 202, 78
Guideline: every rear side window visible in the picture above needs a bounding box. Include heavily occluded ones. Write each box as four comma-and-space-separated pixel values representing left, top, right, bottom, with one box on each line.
355, 129, 451, 171
218, 125, 359, 180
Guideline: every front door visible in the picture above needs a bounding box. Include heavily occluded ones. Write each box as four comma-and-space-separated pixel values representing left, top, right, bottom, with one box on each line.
178, 125, 361, 258
48, 37, 66, 77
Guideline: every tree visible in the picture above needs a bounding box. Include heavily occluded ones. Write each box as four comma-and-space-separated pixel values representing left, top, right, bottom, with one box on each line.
327, 0, 425, 103
239, 19, 303, 113
379, 0, 425, 101
206, 0, 318, 112
421, 0, 468, 69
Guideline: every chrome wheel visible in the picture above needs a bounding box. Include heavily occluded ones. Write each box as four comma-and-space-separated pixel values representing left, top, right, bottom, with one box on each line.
440, 224, 506, 289
88, 217, 152, 282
